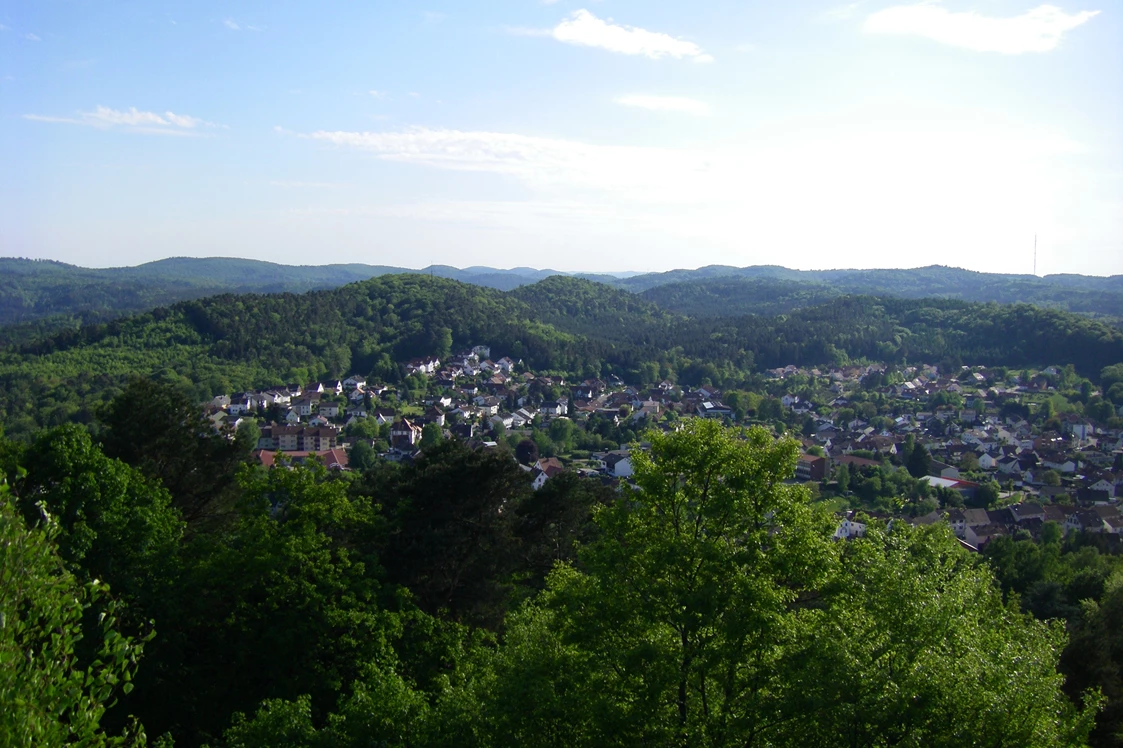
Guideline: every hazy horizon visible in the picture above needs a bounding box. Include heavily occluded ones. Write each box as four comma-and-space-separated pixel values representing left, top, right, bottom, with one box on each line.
2, 2, 1120, 275
6, 253, 1121, 279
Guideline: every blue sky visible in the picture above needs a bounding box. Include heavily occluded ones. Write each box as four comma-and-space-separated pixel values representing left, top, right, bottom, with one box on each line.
1, 1, 1120, 275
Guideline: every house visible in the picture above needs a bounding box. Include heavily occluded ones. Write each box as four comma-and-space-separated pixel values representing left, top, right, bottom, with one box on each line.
450, 423, 476, 440
343, 375, 367, 390
292, 396, 319, 417
425, 406, 446, 427
945, 509, 980, 545
921, 475, 981, 500
696, 401, 733, 419
303, 427, 340, 451
530, 457, 566, 490
1066, 509, 1107, 534
1008, 502, 1046, 524
1040, 452, 1078, 473
477, 396, 502, 416
255, 448, 350, 471
603, 450, 633, 478
540, 399, 569, 417
1084, 475, 1117, 499
228, 398, 255, 416
272, 425, 302, 451
834, 516, 867, 540
833, 454, 882, 471
319, 402, 342, 418
390, 419, 423, 450
496, 356, 517, 373
928, 460, 960, 480
795, 454, 828, 482
490, 413, 515, 431
373, 409, 396, 426
405, 357, 441, 377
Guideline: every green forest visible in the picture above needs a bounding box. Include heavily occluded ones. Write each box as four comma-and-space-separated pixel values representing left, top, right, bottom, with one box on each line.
4, 272, 1123, 745
2, 273, 1122, 439
3, 258, 1120, 342
5, 407, 1120, 747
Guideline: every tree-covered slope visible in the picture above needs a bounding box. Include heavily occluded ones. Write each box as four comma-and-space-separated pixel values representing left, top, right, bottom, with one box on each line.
4, 259, 1120, 344
2, 274, 1122, 438
641, 278, 844, 317
0, 258, 585, 335
621, 264, 1123, 319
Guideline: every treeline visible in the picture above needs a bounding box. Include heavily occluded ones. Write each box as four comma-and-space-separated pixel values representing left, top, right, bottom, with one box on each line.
620, 264, 1123, 319
2, 275, 1123, 438
1, 398, 1108, 746
5, 258, 1122, 341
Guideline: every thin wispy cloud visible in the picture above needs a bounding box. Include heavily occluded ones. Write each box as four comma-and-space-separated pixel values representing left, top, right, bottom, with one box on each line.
23, 106, 223, 135
424, 11, 446, 23
25, 33, 41, 41
369, 90, 387, 99
616, 94, 710, 116
223, 18, 241, 30
504, 25, 553, 37
819, 2, 868, 22
0, 24, 9, 31
268, 180, 343, 189
551, 9, 714, 62
300, 126, 701, 199
292, 124, 1082, 272
864, 3, 1099, 54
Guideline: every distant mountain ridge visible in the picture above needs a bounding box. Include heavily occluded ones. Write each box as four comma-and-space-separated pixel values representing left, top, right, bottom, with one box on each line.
1, 257, 1120, 339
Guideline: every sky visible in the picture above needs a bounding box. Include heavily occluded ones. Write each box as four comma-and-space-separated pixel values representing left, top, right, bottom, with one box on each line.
1, 1, 1120, 275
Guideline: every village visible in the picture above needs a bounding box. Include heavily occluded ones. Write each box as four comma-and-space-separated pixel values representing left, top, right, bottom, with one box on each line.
205, 344, 1123, 551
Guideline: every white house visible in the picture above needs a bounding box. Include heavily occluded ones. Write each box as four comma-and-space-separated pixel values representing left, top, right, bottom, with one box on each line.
603, 451, 633, 478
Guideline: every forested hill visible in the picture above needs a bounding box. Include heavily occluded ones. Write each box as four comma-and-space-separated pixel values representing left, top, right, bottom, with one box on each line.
2, 273, 1123, 438
3, 258, 1121, 340
0, 257, 607, 336
627, 265, 1123, 320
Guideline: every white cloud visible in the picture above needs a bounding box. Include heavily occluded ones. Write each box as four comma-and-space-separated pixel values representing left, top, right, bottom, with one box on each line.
24, 106, 222, 135
369, 89, 387, 98
551, 9, 713, 62
25, 33, 41, 41
864, 3, 1100, 54
616, 94, 710, 116
223, 18, 240, 30
162, 112, 205, 128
